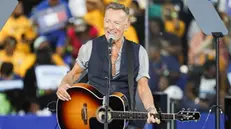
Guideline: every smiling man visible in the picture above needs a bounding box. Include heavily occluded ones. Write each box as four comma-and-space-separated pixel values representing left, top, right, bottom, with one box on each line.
56, 2, 160, 128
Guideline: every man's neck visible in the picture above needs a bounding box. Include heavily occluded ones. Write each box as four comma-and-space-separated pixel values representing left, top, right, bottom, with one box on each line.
114, 37, 124, 49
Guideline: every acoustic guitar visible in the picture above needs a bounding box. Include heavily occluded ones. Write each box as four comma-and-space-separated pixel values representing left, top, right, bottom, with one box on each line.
56, 83, 200, 129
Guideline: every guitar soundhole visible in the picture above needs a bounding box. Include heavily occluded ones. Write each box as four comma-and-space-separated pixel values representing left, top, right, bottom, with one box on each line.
101, 114, 105, 120
96, 106, 113, 124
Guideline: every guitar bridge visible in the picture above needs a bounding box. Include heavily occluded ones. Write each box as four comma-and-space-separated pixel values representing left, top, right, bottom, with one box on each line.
81, 103, 88, 125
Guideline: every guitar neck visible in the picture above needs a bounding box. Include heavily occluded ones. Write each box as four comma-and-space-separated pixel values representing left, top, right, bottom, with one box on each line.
111, 111, 178, 120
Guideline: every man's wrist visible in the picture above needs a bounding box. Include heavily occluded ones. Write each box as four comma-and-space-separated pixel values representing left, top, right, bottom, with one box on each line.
146, 107, 157, 113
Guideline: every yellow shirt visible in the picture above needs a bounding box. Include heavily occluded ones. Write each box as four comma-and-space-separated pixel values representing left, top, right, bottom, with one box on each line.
124, 26, 139, 43
0, 50, 34, 77
165, 20, 185, 38
52, 54, 66, 66
0, 16, 37, 53
30, 53, 66, 66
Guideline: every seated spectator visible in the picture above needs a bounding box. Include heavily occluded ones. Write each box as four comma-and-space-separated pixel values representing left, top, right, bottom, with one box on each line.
67, 17, 98, 59
149, 17, 182, 60
33, 36, 66, 66
31, 0, 72, 56
0, 36, 34, 77
148, 42, 181, 92
0, 62, 21, 80
0, 2, 37, 54
0, 62, 25, 114
181, 60, 217, 112
23, 36, 66, 102
163, 3, 185, 38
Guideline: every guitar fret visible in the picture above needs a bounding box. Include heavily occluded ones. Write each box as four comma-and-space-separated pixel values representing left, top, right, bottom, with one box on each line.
111, 111, 148, 120
161, 113, 175, 120
111, 111, 199, 121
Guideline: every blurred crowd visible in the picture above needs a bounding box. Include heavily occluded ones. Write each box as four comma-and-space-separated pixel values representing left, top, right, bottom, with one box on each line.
0, 0, 231, 116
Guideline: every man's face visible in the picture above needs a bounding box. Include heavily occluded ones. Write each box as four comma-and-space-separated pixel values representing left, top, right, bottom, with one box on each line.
149, 21, 161, 36
104, 9, 129, 42
5, 41, 16, 54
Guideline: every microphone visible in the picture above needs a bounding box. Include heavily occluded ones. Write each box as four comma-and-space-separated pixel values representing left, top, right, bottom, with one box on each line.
108, 35, 115, 48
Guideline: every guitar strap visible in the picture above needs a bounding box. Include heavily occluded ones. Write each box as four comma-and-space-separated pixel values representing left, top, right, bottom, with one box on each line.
126, 41, 135, 111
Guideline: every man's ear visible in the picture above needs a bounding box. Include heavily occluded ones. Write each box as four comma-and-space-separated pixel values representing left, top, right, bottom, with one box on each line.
125, 17, 131, 31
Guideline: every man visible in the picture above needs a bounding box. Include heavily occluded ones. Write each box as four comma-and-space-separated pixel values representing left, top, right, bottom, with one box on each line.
56, 2, 160, 128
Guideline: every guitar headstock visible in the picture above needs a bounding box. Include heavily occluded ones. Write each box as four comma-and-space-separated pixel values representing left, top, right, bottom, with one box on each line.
177, 108, 201, 122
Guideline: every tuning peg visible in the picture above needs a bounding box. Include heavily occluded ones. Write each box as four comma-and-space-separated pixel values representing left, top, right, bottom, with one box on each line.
180, 108, 185, 114
193, 109, 197, 115
187, 108, 191, 111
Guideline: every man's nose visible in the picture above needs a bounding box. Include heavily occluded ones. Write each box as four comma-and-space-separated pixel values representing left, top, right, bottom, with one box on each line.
108, 23, 116, 30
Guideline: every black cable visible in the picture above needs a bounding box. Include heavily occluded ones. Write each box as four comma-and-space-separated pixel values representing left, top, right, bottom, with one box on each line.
46, 101, 57, 112
201, 105, 223, 129
46, 101, 60, 129
55, 122, 59, 129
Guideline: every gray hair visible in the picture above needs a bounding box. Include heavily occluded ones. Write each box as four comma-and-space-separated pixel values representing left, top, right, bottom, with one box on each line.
105, 2, 130, 16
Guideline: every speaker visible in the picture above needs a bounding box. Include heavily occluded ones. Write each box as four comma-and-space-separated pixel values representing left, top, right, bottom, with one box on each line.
130, 92, 171, 129
152, 92, 170, 129
225, 96, 231, 129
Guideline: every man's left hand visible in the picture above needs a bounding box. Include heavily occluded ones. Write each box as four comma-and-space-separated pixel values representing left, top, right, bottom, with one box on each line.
147, 108, 161, 124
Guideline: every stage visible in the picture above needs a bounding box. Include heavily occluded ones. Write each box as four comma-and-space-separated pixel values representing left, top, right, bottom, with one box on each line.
0, 113, 225, 129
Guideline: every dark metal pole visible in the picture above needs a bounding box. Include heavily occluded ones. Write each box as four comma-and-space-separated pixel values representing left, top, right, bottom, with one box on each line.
104, 39, 113, 129
213, 32, 222, 129
215, 36, 220, 129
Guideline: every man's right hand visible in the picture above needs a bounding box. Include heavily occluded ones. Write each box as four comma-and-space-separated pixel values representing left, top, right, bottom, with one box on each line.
56, 84, 72, 101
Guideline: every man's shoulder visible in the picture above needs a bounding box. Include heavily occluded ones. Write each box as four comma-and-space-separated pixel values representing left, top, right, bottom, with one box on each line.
91, 35, 106, 43
125, 38, 141, 49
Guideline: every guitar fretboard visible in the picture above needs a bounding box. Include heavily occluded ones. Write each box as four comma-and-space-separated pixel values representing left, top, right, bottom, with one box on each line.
111, 111, 179, 120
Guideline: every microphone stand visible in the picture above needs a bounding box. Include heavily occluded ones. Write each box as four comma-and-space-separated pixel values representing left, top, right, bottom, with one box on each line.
103, 38, 113, 129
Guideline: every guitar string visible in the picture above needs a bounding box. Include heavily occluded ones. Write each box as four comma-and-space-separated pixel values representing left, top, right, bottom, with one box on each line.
46, 101, 200, 125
